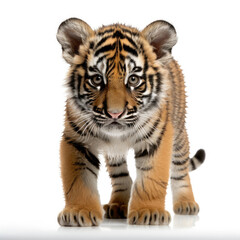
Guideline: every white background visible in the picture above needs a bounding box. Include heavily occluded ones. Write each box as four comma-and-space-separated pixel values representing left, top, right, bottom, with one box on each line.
0, 0, 240, 239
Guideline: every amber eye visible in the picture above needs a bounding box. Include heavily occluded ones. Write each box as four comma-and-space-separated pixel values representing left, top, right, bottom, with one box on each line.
90, 75, 103, 87
128, 75, 140, 87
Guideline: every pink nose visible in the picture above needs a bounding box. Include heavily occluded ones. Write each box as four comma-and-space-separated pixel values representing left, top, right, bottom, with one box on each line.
108, 111, 123, 119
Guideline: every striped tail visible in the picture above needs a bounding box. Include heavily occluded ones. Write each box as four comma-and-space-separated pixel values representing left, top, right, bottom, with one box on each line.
189, 149, 205, 171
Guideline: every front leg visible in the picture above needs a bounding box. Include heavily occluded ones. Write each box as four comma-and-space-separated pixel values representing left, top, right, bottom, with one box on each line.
58, 136, 103, 227
128, 119, 173, 225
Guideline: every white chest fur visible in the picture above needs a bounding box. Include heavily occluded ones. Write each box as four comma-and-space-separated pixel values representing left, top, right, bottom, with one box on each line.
88, 135, 134, 162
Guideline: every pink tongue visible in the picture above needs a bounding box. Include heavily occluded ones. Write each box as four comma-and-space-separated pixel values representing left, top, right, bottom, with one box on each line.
108, 111, 123, 119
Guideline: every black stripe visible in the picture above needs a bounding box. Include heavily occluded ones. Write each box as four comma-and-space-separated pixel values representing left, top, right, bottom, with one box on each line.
69, 120, 86, 135
106, 60, 116, 76
119, 54, 125, 62
125, 36, 138, 49
95, 36, 110, 49
64, 136, 100, 169
135, 149, 148, 158
143, 56, 149, 72
73, 162, 86, 166
77, 75, 82, 100
123, 44, 138, 56
112, 30, 125, 39
121, 28, 139, 36
86, 167, 97, 177
133, 66, 142, 73
96, 55, 107, 65
83, 82, 92, 93
135, 82, 146, 92
174, 149, 189, 158
113, 188, 128, 193
155, 72, 162, 93
171, 173, 188, 181
176, 121, 186, 141
142, 93, 151, 99
69, 96, 85, 112
74, 167, 86, 171
93, 106, 103, 114
85, 99, 94, 105
177, 165, 189, 171
119, 62, 126, 72
78, 93, 92, 100
94, 115, 107, 120
190, 158, 196, 170
145, 96, 159, 111
81, 57, 88, 71
88, 66, 100, 73
69, 69, 76, 91
110, 172, 129, 178
74, 166, 97, 178
97, 28, 115, 36
148, 74, 154, 87
173, 138, 187, 151
136, 166, 153, 171
89, 41, 94, 49
66, 176, 78, 195
95, 43, 116, 56
172, 157, 189, 166
108, 161, 126, 167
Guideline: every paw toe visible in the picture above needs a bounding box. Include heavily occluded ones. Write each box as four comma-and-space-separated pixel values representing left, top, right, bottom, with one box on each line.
58, 207, 103, 227
128, 209, 171, 225
174, 201, 199, 215
138, 209, 150, 225
103, 203, 127, 219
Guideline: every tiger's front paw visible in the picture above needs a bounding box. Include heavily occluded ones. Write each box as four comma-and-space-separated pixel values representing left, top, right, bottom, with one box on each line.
174, 201, 199, 215
128, 208, 171, 225
103, 203, 128, 219
58, 206, 103, 227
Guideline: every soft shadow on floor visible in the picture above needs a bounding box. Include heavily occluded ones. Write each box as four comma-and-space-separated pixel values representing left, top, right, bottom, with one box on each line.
57, 214, 199, 233
172, 215, 199, 228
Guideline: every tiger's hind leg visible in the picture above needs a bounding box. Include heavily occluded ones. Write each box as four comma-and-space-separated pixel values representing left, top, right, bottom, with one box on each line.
171, 129, 199, 215
103, 156, 132, 219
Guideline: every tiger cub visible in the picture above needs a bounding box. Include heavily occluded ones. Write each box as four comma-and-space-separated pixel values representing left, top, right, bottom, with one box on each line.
56, 18, 205, 226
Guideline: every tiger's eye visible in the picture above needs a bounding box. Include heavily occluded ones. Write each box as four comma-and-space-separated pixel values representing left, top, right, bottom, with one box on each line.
91, 75, 103, 86
128, 75, 140, 87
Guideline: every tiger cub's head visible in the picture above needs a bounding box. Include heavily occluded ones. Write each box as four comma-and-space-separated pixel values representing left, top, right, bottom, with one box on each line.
57, 19, 177, 134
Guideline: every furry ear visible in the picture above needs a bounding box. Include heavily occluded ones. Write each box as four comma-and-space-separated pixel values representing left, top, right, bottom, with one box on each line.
57, 18, 94, 64
142, 20, 177, 63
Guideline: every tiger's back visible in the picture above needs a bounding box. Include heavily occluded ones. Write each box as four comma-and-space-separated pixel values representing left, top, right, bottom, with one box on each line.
56, 19, 205, 226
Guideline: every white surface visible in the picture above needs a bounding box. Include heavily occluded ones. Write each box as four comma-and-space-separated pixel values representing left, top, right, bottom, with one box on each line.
1, 0, 240, 239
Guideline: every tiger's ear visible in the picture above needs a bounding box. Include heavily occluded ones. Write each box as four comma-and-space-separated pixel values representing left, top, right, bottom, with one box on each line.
142, 20, 177, 63
57, 18, 94, 64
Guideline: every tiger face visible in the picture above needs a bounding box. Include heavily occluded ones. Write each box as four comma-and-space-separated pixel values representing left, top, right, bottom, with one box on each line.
57, 19, 177, 134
